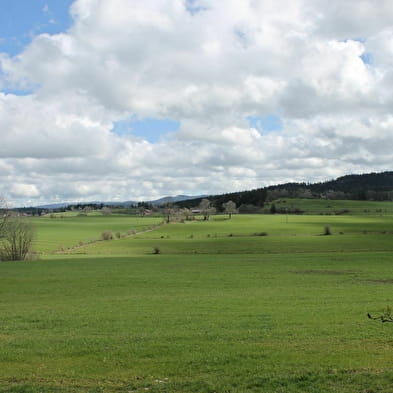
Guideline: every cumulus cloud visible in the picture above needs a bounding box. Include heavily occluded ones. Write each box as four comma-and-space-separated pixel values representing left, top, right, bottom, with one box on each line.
10, 183, 40, 198
0, 0, 392, 205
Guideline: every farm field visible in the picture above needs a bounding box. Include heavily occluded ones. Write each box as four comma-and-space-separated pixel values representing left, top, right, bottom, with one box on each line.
1, 202, 393, 392
31, 214, 163, 254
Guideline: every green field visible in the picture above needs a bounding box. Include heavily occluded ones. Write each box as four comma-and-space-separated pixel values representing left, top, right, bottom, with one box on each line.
32, 214, 163, 254
1, 202, 393, 392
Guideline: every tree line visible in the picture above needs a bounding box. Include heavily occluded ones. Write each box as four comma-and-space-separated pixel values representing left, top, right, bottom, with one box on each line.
174, 171, 393, 210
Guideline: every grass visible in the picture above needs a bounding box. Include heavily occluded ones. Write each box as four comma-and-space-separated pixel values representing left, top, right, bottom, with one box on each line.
1, 254, 393, 392
1, 204, 393, 392
77, 214, 393, 256
31, 214, 163, 253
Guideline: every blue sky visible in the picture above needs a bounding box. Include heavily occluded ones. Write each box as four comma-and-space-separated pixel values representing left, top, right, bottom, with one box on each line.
247, 115, 283, 133
0, 0, 73, 56
112, 118, 181, 143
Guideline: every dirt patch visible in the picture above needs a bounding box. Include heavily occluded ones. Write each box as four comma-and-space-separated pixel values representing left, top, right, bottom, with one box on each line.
292, 269, 357, 276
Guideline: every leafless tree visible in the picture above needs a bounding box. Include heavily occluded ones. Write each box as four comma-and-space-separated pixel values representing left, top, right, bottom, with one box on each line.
222, 200, 237, 219
101, 206, 112, 216
199, 199, 216, 221
0, 218, 35, 261
0, 197, 9, 240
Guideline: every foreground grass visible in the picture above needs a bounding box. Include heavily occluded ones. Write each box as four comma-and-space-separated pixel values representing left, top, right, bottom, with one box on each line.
1, 253, 393, 392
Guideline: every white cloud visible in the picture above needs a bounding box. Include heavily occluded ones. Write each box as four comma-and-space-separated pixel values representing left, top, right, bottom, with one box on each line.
10, 183, 40, 198
0, 0, 392, 205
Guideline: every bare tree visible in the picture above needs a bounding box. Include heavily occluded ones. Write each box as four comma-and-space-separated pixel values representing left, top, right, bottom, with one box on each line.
165, 204, 175, 223
0, 197, 9, 240
0, 218, 35, 261
199, 199, 216, 221
101, 206, 112, 216
222, 200, 237, 219
181, 207, 192, 221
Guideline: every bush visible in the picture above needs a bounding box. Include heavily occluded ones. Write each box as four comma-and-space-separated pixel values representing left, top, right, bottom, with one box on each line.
152, 246, 161, 254
115, 232, 121, 239
101, 231, 113, 240
334, 209, 350, 215
323, 225, 332, 236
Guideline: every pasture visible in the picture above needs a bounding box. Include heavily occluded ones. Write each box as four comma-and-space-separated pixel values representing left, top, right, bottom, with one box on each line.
1, 202, 393, 392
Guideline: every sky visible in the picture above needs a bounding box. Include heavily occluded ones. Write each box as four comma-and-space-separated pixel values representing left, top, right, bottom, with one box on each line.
1, 0, 393, 206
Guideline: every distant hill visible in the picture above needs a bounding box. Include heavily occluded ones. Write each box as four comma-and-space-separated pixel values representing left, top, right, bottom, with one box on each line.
175, 171, 393, 210
149, 195, 207, 206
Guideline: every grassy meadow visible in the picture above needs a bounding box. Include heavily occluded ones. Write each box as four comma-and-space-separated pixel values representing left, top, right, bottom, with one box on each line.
1, 199, 393, 392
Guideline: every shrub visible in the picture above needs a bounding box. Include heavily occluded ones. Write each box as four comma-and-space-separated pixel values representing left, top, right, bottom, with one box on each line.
334, 209, 350, 215
115, 232, 121, 239
101, 231, 113, 240
323, 225, 332, 236
152, 246, 161, 254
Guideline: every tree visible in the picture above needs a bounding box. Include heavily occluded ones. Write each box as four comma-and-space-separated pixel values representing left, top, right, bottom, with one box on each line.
0, 197, 8, 240
101, 206, 112, 216
222, 200, 237, 219
199, 199, 216, 221
165, 204, 175, 223
0, 218, 35, 261
181, 207, 192, 221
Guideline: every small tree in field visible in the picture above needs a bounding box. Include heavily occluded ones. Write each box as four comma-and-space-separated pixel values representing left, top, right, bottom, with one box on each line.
222, 200, 237, 219
199, 199, 216, 221
0, 218, 35, 261
101, 206, 112, 216
0, 198, 8, 240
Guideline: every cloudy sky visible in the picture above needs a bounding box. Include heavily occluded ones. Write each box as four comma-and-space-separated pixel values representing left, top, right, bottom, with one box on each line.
1, 0, 392, 206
